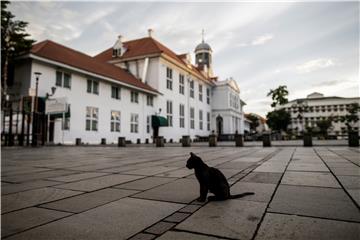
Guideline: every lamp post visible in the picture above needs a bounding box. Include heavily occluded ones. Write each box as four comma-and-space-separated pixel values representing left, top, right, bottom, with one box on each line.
31, 72, 42, 146
45, 86, 56, 143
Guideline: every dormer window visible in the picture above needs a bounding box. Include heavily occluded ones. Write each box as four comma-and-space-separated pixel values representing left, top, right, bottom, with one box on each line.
112, 48, 121, 58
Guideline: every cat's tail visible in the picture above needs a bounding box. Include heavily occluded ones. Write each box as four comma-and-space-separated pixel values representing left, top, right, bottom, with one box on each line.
229, 192, 254, 199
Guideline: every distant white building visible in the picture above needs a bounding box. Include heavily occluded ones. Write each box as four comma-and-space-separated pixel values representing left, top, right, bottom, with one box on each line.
9, 30, 246, 144
279, 92, 360, 136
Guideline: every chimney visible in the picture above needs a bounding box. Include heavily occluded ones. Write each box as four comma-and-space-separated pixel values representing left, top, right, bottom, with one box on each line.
148, 29, 154, 38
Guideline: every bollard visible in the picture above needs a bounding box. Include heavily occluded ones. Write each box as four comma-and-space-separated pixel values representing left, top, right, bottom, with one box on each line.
75, 138, 82, 146
209, 134, 217, 147
156, 136, 164, 147
303, 133, 313, 147
182, 135, 191, 147
235, 134, 244, 147
118, 137, 126, 147
348, 131, 359, 147
262, 133, 271, 147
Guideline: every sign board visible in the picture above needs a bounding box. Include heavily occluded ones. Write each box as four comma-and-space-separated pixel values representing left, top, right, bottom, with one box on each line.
45, 97, 67, 114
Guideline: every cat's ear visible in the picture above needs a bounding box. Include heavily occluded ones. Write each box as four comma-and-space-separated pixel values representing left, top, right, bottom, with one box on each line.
190, 152, 195, 157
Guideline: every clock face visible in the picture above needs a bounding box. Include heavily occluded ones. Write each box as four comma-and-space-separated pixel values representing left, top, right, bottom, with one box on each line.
198, 59, 203, 63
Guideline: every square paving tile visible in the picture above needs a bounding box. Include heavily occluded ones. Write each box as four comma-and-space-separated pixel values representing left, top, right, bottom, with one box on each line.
255, 213, 360, 240
253, 163, 287, 173
47, 172, 109, 182
5, 198, 184, 240
241, 172, 282, 184
176, 200, 267, 239
133, 179, 199, 204
287, 163, 329, 172
1, 180, 61, 195
113, 176, 175, 191
337, 176, 360, 189
2, 170, 78, 183
123, 166, 180, 176
40, 188, 138, 213
281, 171, 340, 188
269, 185, 360, 222
156, 168, 193, 178
1, 207, 71, 238
157, 231, 226, 240
330, 167, 360, 176
2, 187, 82, 214
348, 189, 360, 206
231, 182, 277, 202
54, 174, 143, 192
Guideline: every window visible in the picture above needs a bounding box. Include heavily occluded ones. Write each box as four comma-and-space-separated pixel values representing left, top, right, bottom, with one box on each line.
199, 84, 203, 102
111, 86, 121, 100
190, 107, 195, 129
131, 91, 139, 103
130, 114, 138, 133
166, 67, 173, 90
55, 71, 71, 89
87, 79, 99, 94
112, 48, 121, 57
86, 107, 98, 131
206, 88, 210, 104
207, 112, 210, 131
146, 95, 153, 106
167, 100, 173, 127
147, 116, 151, 133
64, 73, 71, 88
179, 74, 185, 94
179, 104, 185, 128
56, 71, 62, 86
199, 110, 203, 130
110, 111, 121, 132
190, 80, 194, 98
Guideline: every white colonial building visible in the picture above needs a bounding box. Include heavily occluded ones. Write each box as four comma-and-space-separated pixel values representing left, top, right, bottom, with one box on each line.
280, 92, 360, 136
9, 30, 246, 144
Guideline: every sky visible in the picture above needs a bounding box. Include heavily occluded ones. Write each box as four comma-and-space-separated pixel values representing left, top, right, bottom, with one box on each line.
9, 1, 359, 116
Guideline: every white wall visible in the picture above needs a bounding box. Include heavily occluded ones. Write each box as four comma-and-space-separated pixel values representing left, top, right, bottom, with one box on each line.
28, 60, 156, 144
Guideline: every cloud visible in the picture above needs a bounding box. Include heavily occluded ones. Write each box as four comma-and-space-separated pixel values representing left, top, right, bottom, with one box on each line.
312, 79, 343, 87
251, 34, 274, 45
296, 58, 336, 73
236, 33, 274, 47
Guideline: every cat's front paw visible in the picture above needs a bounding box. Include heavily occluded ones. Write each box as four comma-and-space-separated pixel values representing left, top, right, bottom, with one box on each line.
196, 197, 206, 202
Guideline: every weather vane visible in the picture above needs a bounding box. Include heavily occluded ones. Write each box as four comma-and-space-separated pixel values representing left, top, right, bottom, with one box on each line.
202, 29, 205, 43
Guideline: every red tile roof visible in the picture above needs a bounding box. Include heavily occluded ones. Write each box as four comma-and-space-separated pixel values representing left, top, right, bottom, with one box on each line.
94, 37, 213, 84
30, 40, 158, 93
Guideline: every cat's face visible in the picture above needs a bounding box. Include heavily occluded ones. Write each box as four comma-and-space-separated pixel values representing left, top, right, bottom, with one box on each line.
186, 152, 202, 169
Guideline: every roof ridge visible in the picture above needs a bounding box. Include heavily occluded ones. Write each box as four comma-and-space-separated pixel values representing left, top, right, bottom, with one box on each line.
45, 40, 93, 58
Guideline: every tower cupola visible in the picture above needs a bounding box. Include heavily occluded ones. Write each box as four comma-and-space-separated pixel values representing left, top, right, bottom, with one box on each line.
195, 30, 213, 77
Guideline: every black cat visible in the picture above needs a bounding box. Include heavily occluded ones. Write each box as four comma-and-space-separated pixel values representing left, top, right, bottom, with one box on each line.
186, 152, 254, 202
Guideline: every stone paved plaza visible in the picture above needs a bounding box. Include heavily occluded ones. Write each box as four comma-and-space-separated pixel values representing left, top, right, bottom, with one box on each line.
1, 146, 359, 239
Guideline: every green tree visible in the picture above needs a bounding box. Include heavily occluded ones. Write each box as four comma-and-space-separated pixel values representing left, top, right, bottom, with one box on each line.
341, 103, 360, 132
267, 85, 289, 107
316, 118, 333, 137
247, 114, 259, 133
266, 109, 291, 132
1, 1, 35, 103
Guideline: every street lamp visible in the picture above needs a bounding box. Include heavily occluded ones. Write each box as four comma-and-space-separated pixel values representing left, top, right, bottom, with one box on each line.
32, 72, 42, 146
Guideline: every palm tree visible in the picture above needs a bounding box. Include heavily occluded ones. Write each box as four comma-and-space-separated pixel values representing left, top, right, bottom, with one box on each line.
267, 85, 289, 107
